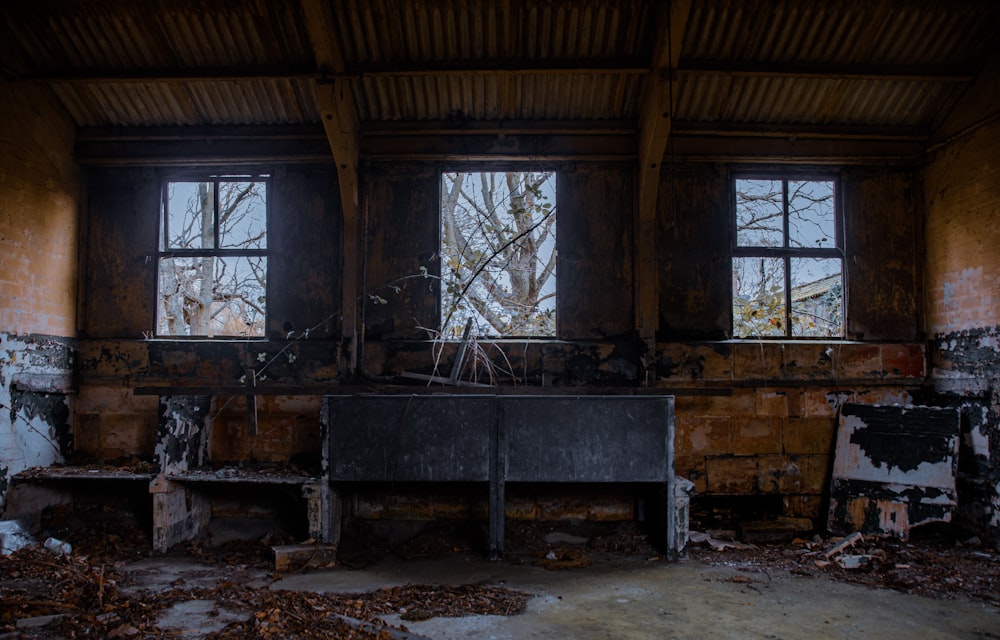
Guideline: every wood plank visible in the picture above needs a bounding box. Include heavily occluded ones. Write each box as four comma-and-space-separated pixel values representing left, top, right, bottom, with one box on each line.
300, 0, 362, 373
636, 0, 692, 350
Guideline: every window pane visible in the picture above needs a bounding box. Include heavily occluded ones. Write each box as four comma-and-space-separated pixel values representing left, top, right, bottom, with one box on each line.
163, 181, 214, 249
440, 171, 556, 338
211, 256, 267, 336
732, 256, 786, 337
791, 258, 843, 337
157, 256, 266, 337
788, 180, 836, 248
218, 180, 267, 249
735, 179, 783, 247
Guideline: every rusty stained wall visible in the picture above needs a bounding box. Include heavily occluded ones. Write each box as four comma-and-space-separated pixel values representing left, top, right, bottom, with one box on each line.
924, 113, 1000, 542
76, 163, 343, 466
0, 78, 79, 515
657, 163, 730, 340
842, 166, 922, 341
362, 162, 440, 342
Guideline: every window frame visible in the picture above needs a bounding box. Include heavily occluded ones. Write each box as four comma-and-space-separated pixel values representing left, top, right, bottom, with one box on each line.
437, 167, 559, 340
154, 173, 271, 339
730, 170, 846, 339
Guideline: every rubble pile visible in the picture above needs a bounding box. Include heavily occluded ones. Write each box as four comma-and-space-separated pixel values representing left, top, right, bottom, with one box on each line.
689, 529, 1000, 606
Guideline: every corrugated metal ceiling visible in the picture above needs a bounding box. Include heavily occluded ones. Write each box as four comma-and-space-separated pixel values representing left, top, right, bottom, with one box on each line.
1, 0, 997, 136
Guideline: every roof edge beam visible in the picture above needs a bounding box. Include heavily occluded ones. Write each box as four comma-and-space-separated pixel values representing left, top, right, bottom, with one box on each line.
301, 0, 361, 372
636, 0, 691, 356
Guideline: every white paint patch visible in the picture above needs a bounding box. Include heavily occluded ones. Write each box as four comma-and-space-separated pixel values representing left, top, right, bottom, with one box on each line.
0, 333, 70, 514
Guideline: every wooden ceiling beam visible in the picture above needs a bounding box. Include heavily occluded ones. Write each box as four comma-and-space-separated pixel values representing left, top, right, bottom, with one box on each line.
300, 0, 361, 372
635, 0, 691, 357
927, 48, 1000, 149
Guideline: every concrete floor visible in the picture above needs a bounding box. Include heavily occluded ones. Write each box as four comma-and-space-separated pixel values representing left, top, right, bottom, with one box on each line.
263, 553, 1000, 640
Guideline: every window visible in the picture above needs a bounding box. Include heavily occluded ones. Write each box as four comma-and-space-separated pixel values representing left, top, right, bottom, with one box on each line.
731, 175, 844, 338
440, 171, 556, 338
156, 177, 268, 337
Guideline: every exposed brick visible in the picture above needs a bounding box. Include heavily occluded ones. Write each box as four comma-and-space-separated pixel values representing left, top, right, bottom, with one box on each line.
733, 417, 783, 455
73, 414, 102, 456
100, 414, 157, 458
674, 457, 707, 494
383, 494, 434, 520
732, 342, 783, 379
783, 496, 824, 520
686, 469, 708, 495
689, 343, 734, 380
675, 388, 755, 418
587, 497, 634, 521
783, 417, 837, 454
786, 389, 804, 418
705, 456, 758, 494
836, 344, 882, 378
353, 493, 384, 519
756, 389, 789, 417
881, 343, 925, 378
675, 416, 733, 455
757, 455, 799, 494
798, 454, 832, 494
782, 343, 835, 380
538, 496, 589, 521
802, 389, 853, 417
854, 387, 913, 406
505, 496, 539, 521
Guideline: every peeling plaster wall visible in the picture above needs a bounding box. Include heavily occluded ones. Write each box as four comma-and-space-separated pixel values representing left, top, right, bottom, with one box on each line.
0, 335, 75, 512
924, 112, 1000, 541
0, 78, 79, 514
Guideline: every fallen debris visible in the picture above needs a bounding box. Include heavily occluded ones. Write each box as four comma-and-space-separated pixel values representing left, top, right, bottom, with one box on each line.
835, 554, 874, 570
271, 544, 338, 572
535, 547, 591, 570
822, 532, 864, 559
690, 529, 1000, 606
0, 520, 35, 555
688, 530, 755, 552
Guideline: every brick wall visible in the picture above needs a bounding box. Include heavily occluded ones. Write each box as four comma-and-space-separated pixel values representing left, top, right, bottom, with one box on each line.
0, 79, 79, 514
925, 119, 1000, 335
0, 79, 79, 337
924, 114, 1000, 542
664, 341, 923, 520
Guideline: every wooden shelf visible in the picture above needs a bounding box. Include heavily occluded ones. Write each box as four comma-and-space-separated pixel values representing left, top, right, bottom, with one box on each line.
166, 468, 319, 486
13, 466, 156, 482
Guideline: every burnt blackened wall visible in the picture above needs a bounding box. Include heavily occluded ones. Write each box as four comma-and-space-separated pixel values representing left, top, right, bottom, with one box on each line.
656, 163, 922, 342
657, 163, 729, 339
842, 167, 921, 341
76, 163, 343, 464
360, 162, 640, 383
74, 154, 929, 526
80, 165, 342, 342
924, 113, 1000, 542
